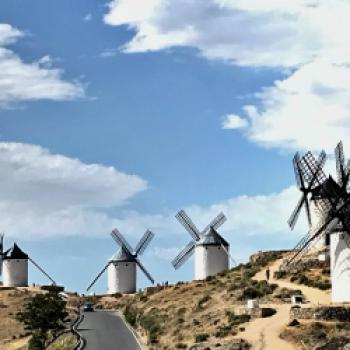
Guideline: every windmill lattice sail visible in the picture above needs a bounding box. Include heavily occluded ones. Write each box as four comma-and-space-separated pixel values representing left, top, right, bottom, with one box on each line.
285, 141, 350, 302
172, 210, 234, 280
87, 228, 155, 294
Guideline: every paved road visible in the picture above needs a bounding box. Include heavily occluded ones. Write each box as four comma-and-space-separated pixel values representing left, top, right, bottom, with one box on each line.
78, 311, 142, 350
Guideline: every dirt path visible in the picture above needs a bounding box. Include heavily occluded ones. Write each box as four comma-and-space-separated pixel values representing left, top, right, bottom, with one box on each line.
238, 258, 330, 350
255, 258, 331, 305
238, 303, 295, 350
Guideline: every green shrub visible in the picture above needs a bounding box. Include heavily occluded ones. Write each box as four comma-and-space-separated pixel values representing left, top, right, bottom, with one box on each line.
123, 304, 138, 327
274, 270, 286, 279
214, 325, 232, 338
195, 333, 209, 342
197, 295, 211, 309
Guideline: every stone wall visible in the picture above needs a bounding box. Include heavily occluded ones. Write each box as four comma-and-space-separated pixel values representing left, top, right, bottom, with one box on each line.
236, 307, 276, 318
290, 306, 350, 322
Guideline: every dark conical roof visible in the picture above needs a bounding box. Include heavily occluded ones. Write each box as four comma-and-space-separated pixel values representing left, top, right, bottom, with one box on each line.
197, 227, 229, 247
109, 248, 135, 262
3, 243, 28, 260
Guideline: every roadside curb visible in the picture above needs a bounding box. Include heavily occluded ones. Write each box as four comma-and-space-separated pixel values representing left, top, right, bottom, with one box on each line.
115, 311, 145, 350
72, 314, 86, 350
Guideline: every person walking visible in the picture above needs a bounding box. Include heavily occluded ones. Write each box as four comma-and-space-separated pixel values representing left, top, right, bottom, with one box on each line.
266, 266, 270, 281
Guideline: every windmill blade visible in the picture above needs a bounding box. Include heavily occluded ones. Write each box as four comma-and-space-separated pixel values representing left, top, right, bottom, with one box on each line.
171, 240, 196, 270
288, 151, 326, 229
335, 141, 345, 185
135, 257, 154, 284
86, 262, 111, 291
288, 195, 305, 229
111, 229, 133, 254
293, 153, 303, 188
287, 217, 338, 266
202, 212, 227, 235
304, 193, 312, 227
301, 151, 327, 188
29, 257, 56, 285
135, 230, 154, 256
344, 160, 350, 190
0, 234, 3, 275
175, 210, 201, 241
0, 233, 3, 255
220, 244, 237, 267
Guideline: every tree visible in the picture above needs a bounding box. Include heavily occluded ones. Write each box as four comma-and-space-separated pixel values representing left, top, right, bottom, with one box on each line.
17, 292, 68, 349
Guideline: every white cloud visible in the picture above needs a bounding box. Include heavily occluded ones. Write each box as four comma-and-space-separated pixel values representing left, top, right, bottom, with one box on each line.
0, 23, 84, 107
233, 61, 350, 153
104, 1, 350, 154
222, 114, 248, 130
0, 142, 147, 238
1, 142, 304, 245
84, 14, 92, 22
103, 0, 350, 68
152, 247, 179, 261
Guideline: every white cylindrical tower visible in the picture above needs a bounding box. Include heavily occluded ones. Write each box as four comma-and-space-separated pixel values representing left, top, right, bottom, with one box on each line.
310, 200, 328, 250
330, 231, 350, 303
194, 228, 229, 280
107, 249, 136, 294
2, 243, 28, 287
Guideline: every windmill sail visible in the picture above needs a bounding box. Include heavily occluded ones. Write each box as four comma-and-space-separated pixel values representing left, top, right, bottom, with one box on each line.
175, 210, 201, 241
0, 233, 3, 275
29, 257, 56, 285
87, 262, 111, 291
135, 230, 154, 255
172, 240, 196, 269
201, 212, 227, 235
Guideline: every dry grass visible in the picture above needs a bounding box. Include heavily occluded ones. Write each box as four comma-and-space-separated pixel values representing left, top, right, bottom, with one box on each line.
89, 251, 284, 350
0, 288, 43, 349
0, 287, 80, 350
47, 333, 77, 350
281, 320, 350, 349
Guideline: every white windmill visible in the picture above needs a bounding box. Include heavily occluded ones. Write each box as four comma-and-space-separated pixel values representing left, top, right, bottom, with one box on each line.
87, 229, 155, 294
0, 234, 56, 287
172, 210, 235, 280
285, 141, 350, 302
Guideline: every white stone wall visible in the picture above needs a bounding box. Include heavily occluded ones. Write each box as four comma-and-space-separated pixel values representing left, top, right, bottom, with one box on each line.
330, 232, 350, 303
3, 259, 28, 287
108, 261, 136, 294
194, 245, 229, 280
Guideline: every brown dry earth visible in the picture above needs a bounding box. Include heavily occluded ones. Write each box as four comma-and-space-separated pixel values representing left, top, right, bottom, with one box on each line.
0, 288, 40, 350
237, 258, 331, 350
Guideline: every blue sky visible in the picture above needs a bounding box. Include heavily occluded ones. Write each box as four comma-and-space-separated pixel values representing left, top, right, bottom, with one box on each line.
0, 0, 348, 293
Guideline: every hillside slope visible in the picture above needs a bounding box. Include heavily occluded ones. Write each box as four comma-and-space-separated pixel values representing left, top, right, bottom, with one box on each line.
91, 251, 303, 350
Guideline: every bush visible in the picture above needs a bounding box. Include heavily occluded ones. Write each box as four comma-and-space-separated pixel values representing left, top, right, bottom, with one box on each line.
175, 343, 187, 349
123, 304, 138, 327
238, 281, 277, 300
195, 333, 209, 342
29, 333, 44, 350
197, 295, 211, 309
288, 319, 300, 327
17, 293, 68, 349
274, 270, 286, 279
214, 325, 232, 338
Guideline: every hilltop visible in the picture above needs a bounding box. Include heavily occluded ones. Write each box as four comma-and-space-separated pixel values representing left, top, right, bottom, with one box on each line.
89, 251, 305, 350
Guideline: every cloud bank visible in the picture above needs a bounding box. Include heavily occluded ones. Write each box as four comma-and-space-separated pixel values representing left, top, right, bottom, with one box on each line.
105, 0, 350, 153
1, 141, 302, 247
0, 142, 147, 238
0, 23, 84, 107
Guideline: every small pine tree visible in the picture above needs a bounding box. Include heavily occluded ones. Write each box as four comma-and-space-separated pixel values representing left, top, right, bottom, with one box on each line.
17, 292, 68, 349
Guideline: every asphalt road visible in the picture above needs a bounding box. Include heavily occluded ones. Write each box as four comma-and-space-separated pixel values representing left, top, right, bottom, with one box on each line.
78, 310, 142, 350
